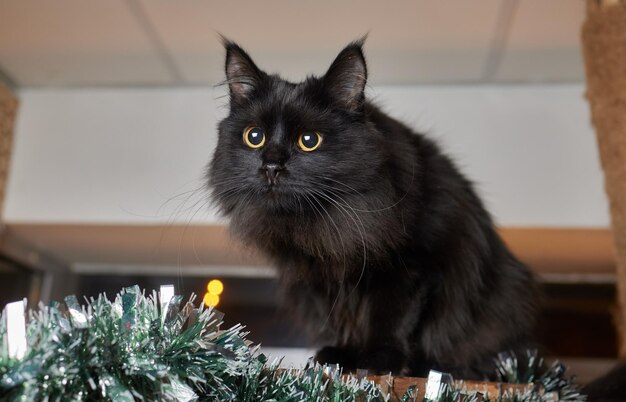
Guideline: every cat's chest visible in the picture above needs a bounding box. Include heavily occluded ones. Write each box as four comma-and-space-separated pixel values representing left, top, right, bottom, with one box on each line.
237, 211, 357, 263
264, 209, 381, 264
233, 194, 406, 266
279, 261, 372, 342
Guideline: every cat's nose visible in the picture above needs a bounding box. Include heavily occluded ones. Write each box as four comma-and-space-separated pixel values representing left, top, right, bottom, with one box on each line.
263, 163, 284, 186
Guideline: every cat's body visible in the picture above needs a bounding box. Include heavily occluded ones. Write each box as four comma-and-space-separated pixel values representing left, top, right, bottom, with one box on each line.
209, 39, 537, 378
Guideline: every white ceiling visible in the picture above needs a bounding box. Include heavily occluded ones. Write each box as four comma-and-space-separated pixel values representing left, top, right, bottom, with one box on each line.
0, 0, 586, 87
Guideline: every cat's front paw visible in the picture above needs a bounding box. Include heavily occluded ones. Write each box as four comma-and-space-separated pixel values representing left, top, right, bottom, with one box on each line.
314, 346, 357, 371
358, 346, 408, 375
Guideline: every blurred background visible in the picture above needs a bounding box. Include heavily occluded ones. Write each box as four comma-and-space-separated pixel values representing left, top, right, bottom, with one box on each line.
0, 0, 618, 383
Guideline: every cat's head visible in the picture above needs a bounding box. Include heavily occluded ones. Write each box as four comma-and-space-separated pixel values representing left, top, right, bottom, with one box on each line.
209, 38, 387, 224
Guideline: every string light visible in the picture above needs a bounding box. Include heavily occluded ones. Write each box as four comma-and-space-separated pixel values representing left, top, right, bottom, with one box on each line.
207, 279, 224, 295
204, 279, 224, 307
203, 292, 220, 308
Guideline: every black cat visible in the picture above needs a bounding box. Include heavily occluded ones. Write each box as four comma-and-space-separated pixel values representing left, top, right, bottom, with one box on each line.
208, 38, 537, 379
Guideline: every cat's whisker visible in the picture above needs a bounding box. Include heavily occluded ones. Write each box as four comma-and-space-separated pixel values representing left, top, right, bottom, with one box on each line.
209, 185, 252, 215
315, 174, 416, 214
154, 182, 209, 295
301, 193, 330, 259
312, 184, 360, 210
166, 185, 210, 223
209, 182, 249, 200
191, 208, 209, 265
306, 178, 376, 212
208, 176, 250, 188
294, 192, 304, 215
309, 189, 369, 299
178, 196, 212, 269
156, 184, 213, 270
305, 193, 349, 332
160, 180, 218, 294
315, 175, 365, 196
156, 181, 207, 217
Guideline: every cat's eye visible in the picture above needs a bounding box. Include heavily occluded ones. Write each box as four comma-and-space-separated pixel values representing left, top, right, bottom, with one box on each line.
297, 132, 322, 152
243, 126, 265, 148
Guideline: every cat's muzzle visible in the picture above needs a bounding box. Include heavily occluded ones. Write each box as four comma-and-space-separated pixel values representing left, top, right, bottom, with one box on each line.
263, 163, 284, 186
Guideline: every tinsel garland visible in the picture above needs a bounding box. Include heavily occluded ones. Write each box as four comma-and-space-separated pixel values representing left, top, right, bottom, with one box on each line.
0, 286, 585, 401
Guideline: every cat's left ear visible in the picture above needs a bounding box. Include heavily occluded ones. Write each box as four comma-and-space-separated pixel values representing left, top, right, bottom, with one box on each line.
323, 38, 368, 111
222, 38, 264, 103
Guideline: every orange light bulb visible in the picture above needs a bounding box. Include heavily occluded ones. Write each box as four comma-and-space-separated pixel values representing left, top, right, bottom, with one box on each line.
203, 292, 220, 307
207, 279, 224, 295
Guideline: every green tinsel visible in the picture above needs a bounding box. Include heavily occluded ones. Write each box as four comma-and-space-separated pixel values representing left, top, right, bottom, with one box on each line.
0, 286, 388, 401
0, 286, 585, 402
495, 350, 586, 402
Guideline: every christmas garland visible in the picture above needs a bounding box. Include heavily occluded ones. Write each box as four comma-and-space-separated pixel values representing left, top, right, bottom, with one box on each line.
0, 286, 585, 401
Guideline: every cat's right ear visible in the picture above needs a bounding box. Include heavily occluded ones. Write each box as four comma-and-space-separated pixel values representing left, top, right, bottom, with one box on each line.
222, 38, 263, 103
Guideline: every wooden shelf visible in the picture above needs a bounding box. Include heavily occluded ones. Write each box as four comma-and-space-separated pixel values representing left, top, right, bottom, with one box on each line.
500, 227, 615, 282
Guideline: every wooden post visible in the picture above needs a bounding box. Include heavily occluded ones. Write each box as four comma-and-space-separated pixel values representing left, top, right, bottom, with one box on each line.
582, 0, 626, 357
0, 81, 18, 221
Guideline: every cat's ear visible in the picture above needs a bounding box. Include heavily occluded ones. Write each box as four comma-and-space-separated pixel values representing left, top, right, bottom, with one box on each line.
323, 38, 368, 110
222, 38, 263, 103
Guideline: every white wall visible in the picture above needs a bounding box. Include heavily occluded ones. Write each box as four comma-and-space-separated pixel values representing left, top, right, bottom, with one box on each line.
4, 85, 609, 227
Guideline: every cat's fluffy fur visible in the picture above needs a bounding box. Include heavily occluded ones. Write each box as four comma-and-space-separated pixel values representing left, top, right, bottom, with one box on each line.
208, 38, 537, 378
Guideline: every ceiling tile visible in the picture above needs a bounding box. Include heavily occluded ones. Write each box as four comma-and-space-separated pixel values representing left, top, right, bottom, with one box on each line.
0, 0, 173, 86
0, 0, 586, 86
494, 0, 585, 82
140, 0, 502, 85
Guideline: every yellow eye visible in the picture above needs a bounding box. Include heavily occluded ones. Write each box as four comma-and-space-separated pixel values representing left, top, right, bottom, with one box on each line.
298, 132, 322, 152
243, 126, 265, 148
